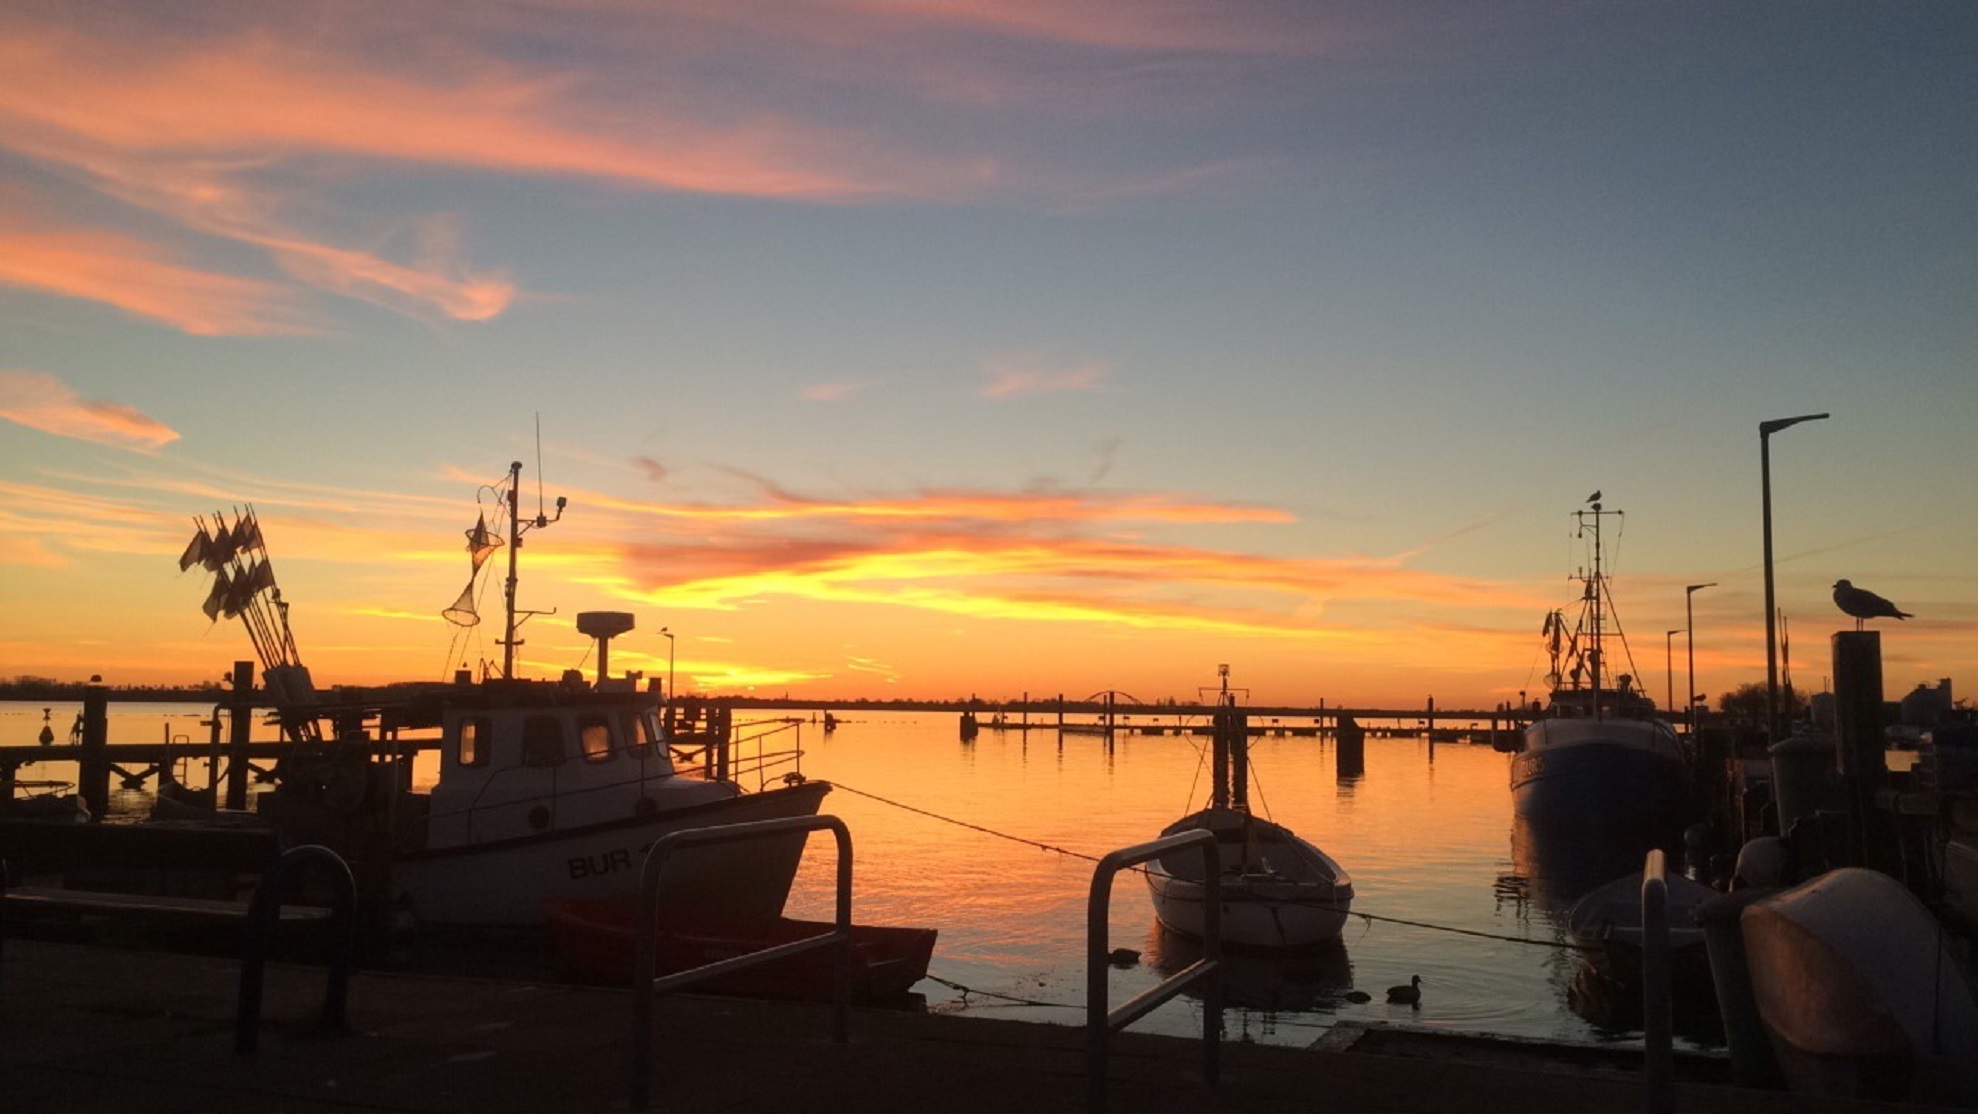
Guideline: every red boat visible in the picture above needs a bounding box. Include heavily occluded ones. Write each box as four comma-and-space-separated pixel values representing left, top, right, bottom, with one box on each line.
543, 897, 936, 1003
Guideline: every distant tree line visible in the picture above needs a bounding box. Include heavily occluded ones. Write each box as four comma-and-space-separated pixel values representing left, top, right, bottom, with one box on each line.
0, 676, 226, 702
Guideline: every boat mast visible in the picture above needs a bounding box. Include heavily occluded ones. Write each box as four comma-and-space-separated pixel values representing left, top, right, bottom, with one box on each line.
496, 460, 566, 680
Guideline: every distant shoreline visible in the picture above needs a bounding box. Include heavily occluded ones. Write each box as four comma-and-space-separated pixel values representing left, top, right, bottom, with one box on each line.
0, 681, 1518, 721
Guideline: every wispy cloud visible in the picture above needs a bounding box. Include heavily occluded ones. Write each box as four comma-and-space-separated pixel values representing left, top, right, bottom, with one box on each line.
0, 3, 1369, 329
0, 217, 313, 335
801, 381, 872, 402
0, 371, 181, 452
980, 353, 1112, 399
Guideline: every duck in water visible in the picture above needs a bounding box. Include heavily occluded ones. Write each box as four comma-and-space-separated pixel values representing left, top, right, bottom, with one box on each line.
1386, 975, 1422, 1007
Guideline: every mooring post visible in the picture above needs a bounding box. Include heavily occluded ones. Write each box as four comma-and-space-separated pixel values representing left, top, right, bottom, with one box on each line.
1336, 714, 1365, 780
78, 678, 111, 821
1426, 695, 1436, 761
1832, 631, 1887, 869
225, 661, 255, 811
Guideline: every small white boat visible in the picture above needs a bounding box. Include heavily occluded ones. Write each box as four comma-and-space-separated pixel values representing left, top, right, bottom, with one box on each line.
1146, 805, 1354, 950
1145, 670, 1353, 951
1742, 868, 1978, 1106
1566, 869, 1716, 956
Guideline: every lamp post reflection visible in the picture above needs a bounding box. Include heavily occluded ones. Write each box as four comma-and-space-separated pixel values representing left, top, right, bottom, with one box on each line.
1760, 413, 1828, 748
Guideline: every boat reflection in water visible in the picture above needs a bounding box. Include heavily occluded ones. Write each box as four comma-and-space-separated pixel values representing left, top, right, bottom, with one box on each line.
1143, 923, 1354, 1014
1509, 815, 1722, 1045
1509, 814, 1679, 917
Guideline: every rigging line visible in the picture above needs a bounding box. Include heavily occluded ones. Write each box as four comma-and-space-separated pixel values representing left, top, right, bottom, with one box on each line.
829, 781, 1594, 954
920, 974, 1076, 1011
830, 782, 1106, 864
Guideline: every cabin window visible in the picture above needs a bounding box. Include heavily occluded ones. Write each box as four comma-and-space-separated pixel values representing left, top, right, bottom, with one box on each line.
578, 714, 614, 762
456, 716, 491, 767
623, 711, 659, 759
521, 715, 566, 767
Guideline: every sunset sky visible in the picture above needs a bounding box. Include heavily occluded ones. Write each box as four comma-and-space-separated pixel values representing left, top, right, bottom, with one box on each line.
3, 2, 1974, 710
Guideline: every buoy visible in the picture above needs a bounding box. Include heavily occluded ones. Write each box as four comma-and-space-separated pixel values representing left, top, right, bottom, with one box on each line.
1386, 975, 1422, 1006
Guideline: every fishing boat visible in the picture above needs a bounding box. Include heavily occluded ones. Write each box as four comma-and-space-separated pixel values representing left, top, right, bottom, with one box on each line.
1145, 670, 1353, 951
185, 462, 831, 931
1508, 495, 1688, 840
543, 897, 936, 1002
1742, 868, 1978, 1106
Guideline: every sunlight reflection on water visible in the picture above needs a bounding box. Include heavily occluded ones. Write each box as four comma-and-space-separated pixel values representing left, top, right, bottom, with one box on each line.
4, 702, 1713, 1050
771, 710, 1697, 1049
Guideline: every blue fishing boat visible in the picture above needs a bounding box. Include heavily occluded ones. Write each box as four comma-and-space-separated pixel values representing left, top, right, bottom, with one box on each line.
1509, 495, 1687, 839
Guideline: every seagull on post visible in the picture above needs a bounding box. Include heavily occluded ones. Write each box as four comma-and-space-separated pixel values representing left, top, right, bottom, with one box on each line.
1832, 580, 1912, 630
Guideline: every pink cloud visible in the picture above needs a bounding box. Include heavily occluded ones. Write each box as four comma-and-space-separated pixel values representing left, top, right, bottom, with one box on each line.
981, 353, 1111, 399
0, 218, 312, 335
0, 370, 181, 452
801, 382, 870, 402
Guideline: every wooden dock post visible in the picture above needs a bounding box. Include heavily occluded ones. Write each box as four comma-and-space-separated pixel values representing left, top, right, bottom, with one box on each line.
1425, 695, 1436, 762
78, 678, 111, 821
1832, 631, 1890, 870
225, 661, 255, 811
1336, 714, 1365, 781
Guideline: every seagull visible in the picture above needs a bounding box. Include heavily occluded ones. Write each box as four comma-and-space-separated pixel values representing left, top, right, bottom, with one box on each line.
1586, 490, 1601, 504
1385, 975, 1422, 1007
1832, 580, 1912, 630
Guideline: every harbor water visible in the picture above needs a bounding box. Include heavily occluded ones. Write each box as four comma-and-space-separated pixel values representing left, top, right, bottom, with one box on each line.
2, 701, 1709, 1051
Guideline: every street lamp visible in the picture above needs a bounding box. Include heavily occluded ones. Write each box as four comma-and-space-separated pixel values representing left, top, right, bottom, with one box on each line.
660, 627, 676, 704
1760, 413, 1828, 748
1685, 582, 1716, 738
1666, 630, 1684, 721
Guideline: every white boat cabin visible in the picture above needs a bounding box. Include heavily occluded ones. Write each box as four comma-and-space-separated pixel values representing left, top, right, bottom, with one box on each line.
425, 685, 737, 850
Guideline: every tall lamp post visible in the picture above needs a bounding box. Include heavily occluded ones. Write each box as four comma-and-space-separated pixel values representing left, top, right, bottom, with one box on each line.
660, 627, 676, 704
1685, 582, 1715, 738
1666, 630, 1684, 722
1760, 413, 1828, 748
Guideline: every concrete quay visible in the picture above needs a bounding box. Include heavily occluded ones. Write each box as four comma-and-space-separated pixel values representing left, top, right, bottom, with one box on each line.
0, 938, 1951, 1113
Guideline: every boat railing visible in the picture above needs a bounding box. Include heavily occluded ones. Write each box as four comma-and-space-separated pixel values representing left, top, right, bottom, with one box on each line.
1641, 848, 1672, 1114
671, 718, 808, 793
1087, 829, 1222, 1114
628, 814, 853, 1111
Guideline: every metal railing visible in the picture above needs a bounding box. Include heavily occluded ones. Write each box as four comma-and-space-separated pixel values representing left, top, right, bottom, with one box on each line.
1640, 848, 1672, 1114
1087, 829, 1222, 1114
237, 843, 357, 1053
629, 814, 852, 1111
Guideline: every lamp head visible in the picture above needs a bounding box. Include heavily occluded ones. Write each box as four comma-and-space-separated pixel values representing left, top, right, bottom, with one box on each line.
1759, 413, 1829, 436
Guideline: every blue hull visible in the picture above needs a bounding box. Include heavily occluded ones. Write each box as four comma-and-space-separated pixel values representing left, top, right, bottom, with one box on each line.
1510, 739, 1687, 836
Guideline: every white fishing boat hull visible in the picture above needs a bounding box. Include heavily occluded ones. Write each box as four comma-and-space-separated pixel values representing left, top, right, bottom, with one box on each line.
1145, 807, 1354, 950
1742, 868, 1978, 1106
391, 778, 832, 929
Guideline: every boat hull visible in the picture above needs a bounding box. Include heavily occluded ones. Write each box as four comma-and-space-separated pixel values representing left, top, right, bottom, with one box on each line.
1511, 717, 1687, 837
392, 779, 832, 929
1145, 808, 1353, 951
544, 897, 936, 1002
1743, 868, 1978, 1106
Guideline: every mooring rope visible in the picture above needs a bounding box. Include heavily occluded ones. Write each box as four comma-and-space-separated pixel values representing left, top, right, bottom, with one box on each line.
829, 780, 1591, 952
